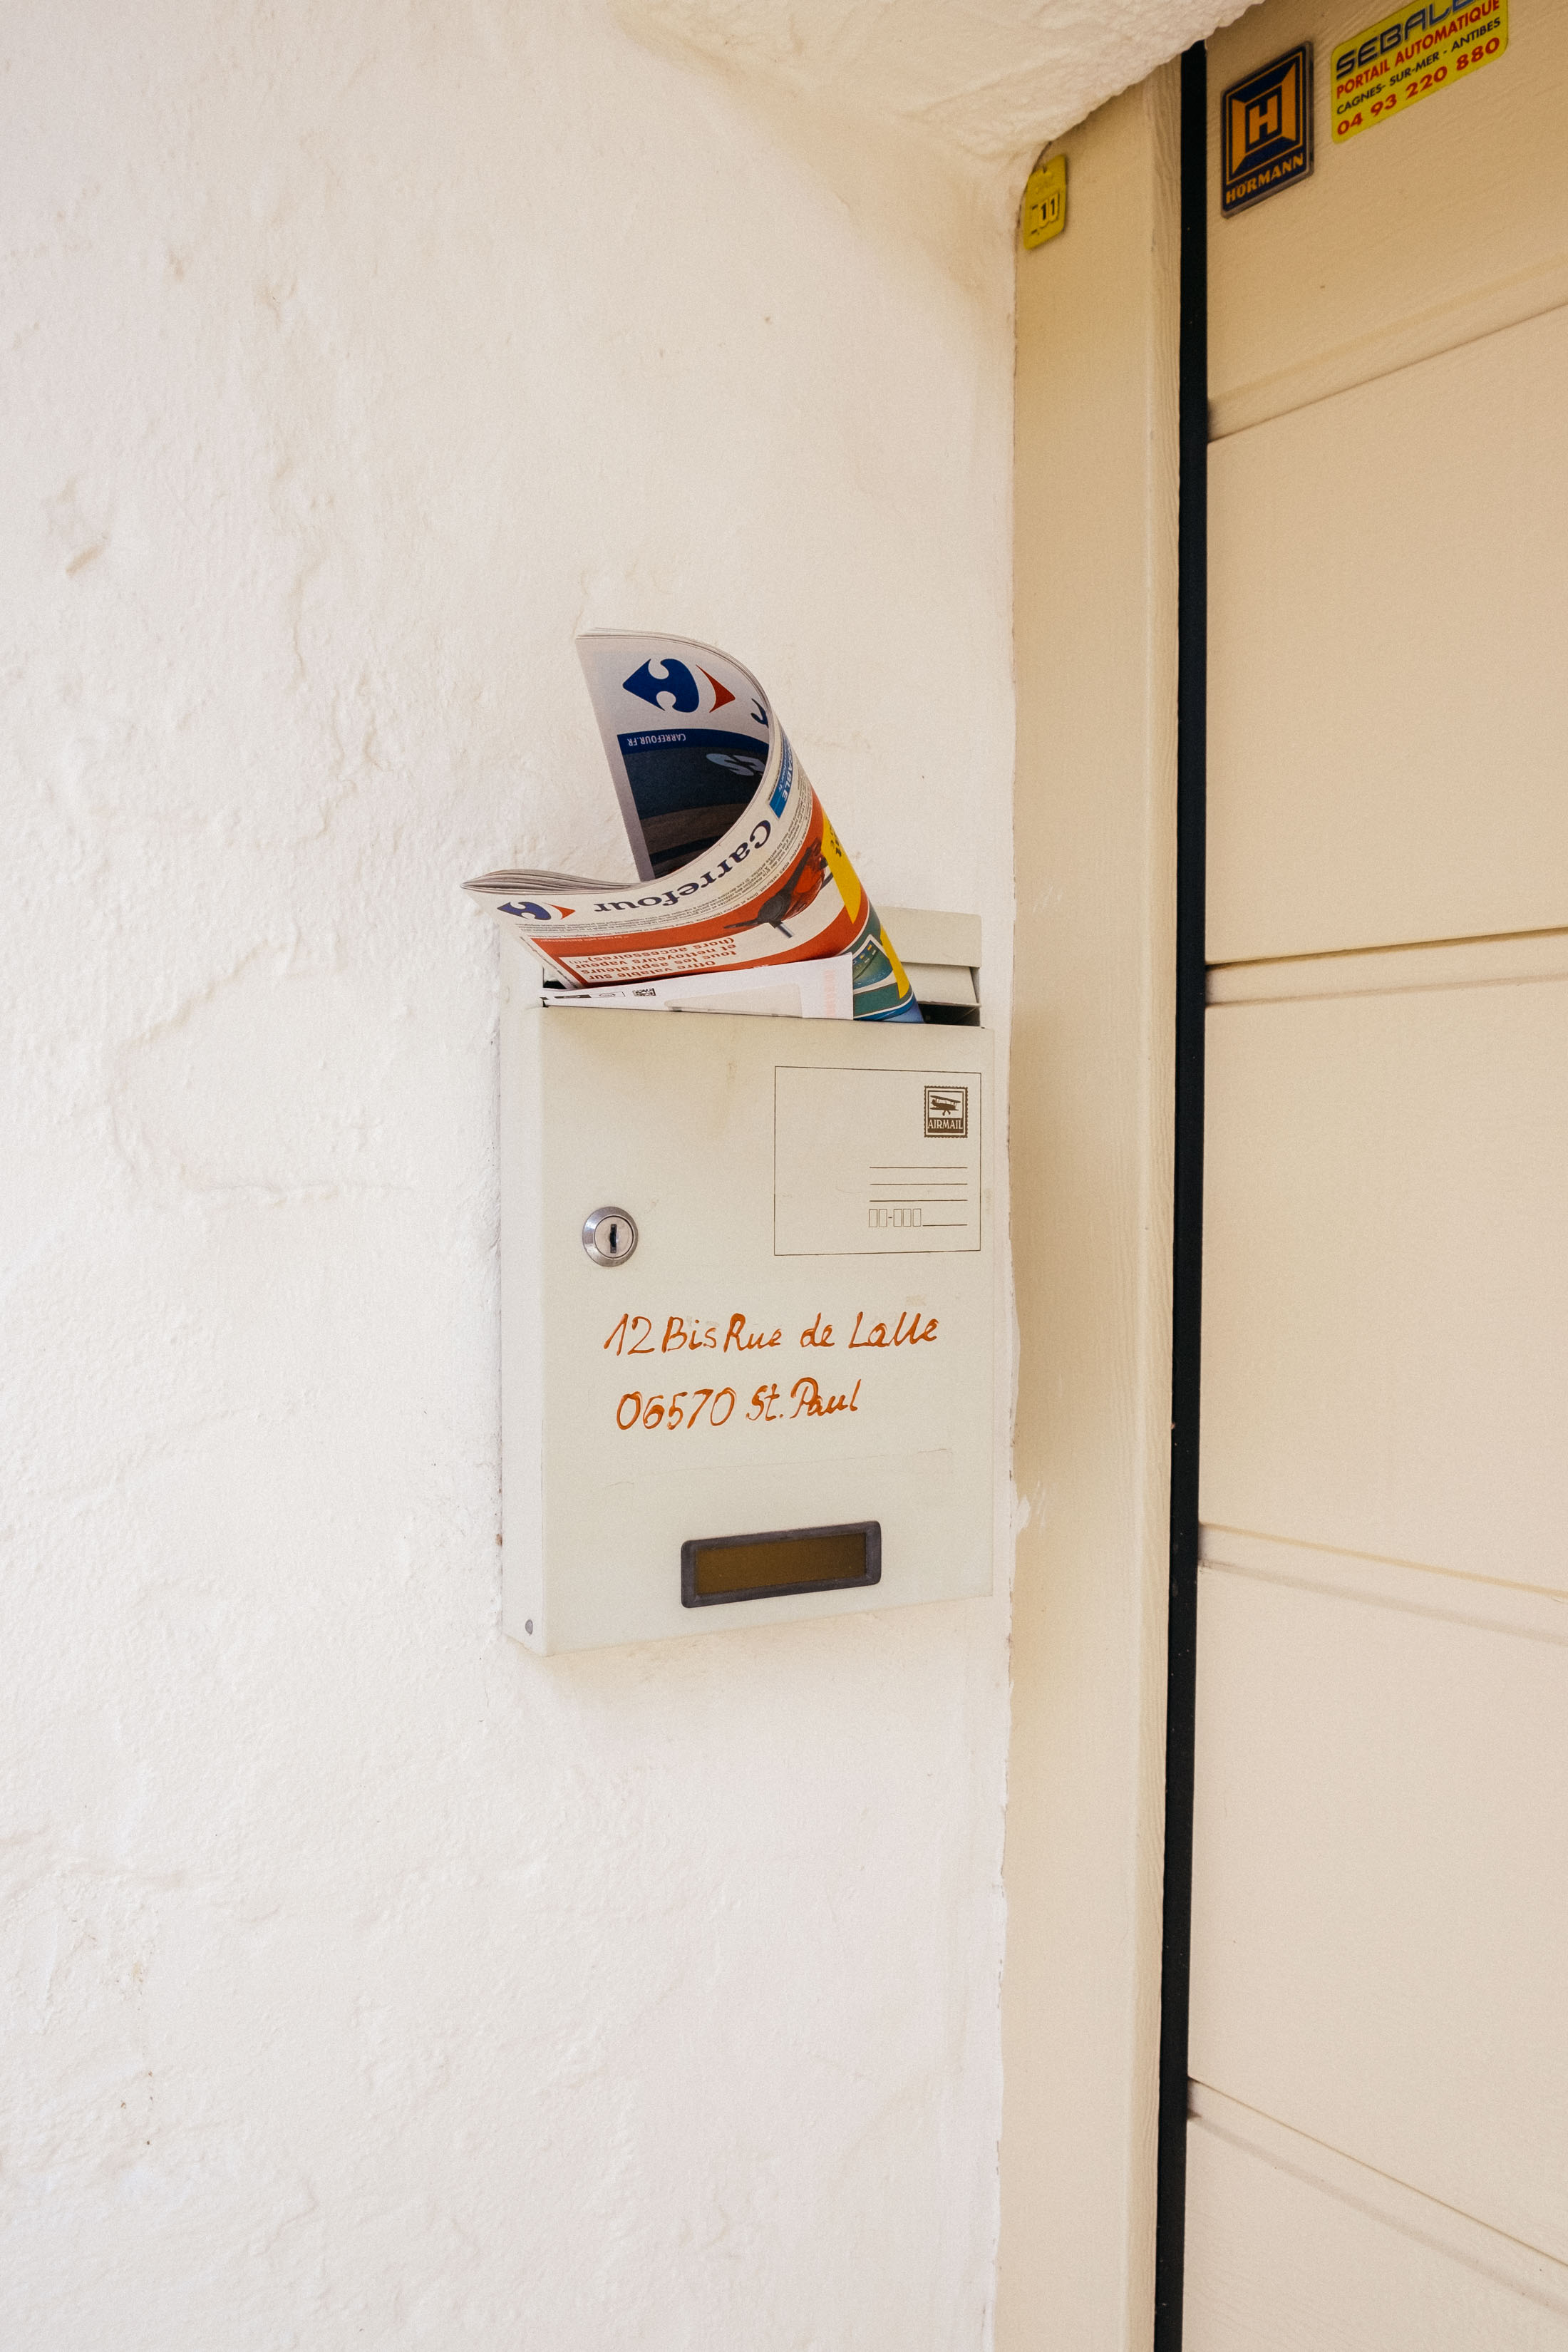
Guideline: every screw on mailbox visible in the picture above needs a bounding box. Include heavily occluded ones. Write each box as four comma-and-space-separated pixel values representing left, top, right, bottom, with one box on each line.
582, 1207, 639, 1267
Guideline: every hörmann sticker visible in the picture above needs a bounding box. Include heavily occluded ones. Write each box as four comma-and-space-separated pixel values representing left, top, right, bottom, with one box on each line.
1221, 45, 1314, 216
1331, 0, 1507, 143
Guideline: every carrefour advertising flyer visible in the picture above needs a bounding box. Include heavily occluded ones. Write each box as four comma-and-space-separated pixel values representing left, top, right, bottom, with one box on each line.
464, 632, 920, 1023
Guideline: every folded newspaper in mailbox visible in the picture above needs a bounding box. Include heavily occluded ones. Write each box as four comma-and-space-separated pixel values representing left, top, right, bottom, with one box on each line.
464, 632, 920, 1022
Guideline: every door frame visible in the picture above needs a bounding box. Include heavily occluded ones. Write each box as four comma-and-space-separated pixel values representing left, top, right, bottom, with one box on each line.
1154, 41, 1209, 2352
997, 53, 1193, 2351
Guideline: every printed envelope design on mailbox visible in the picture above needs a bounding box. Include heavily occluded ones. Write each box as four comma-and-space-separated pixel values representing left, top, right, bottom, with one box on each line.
924, 1084, 969, 1139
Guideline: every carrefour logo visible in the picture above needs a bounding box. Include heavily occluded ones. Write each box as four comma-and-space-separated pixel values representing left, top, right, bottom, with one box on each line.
622, 658, 767, 730
622, 656, 732, 715
499, 900, 575, 921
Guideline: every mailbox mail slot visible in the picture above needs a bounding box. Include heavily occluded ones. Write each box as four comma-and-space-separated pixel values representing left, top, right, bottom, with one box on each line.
681, 1521, 881, 1607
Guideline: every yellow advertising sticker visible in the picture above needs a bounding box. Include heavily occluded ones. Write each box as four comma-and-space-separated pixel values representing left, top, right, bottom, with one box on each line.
1331, 0, 1507, 143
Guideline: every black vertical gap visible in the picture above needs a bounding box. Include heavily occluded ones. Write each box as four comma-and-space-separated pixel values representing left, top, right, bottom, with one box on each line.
1154, 38, 1208, 2352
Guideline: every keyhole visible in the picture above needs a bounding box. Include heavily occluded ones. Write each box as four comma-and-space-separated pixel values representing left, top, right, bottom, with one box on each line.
583, 1207, 638, 1267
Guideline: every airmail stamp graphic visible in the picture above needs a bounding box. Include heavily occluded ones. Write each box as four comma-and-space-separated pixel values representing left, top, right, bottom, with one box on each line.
1222, 43, 1314, 215
925, 1084, 969, 1139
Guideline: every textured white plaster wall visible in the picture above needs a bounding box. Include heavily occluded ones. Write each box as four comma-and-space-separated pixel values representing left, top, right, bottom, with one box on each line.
1, 2, 1016, 2343
628, 0, 1252, 159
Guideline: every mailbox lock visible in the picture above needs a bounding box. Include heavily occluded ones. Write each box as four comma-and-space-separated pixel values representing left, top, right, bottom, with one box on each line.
582, 1207, 638, 1267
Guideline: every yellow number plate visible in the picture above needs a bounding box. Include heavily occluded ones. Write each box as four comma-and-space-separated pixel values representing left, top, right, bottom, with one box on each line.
1021, 155, 1066, 250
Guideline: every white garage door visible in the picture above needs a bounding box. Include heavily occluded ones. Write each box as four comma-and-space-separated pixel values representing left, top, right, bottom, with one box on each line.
1187, 2, 1568, 2343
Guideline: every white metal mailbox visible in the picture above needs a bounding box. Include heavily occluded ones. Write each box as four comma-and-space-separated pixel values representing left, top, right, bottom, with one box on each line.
499, 935, 994, 1652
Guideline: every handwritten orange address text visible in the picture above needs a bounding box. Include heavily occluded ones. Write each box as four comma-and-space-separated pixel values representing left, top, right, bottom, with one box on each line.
606, 1309, 940, 1432
604, 1308, 939, 1356
615, 1378, 864, 1433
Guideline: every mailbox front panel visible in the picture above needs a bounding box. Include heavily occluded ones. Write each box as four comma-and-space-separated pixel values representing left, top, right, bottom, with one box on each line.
499, 942, 995, 1652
